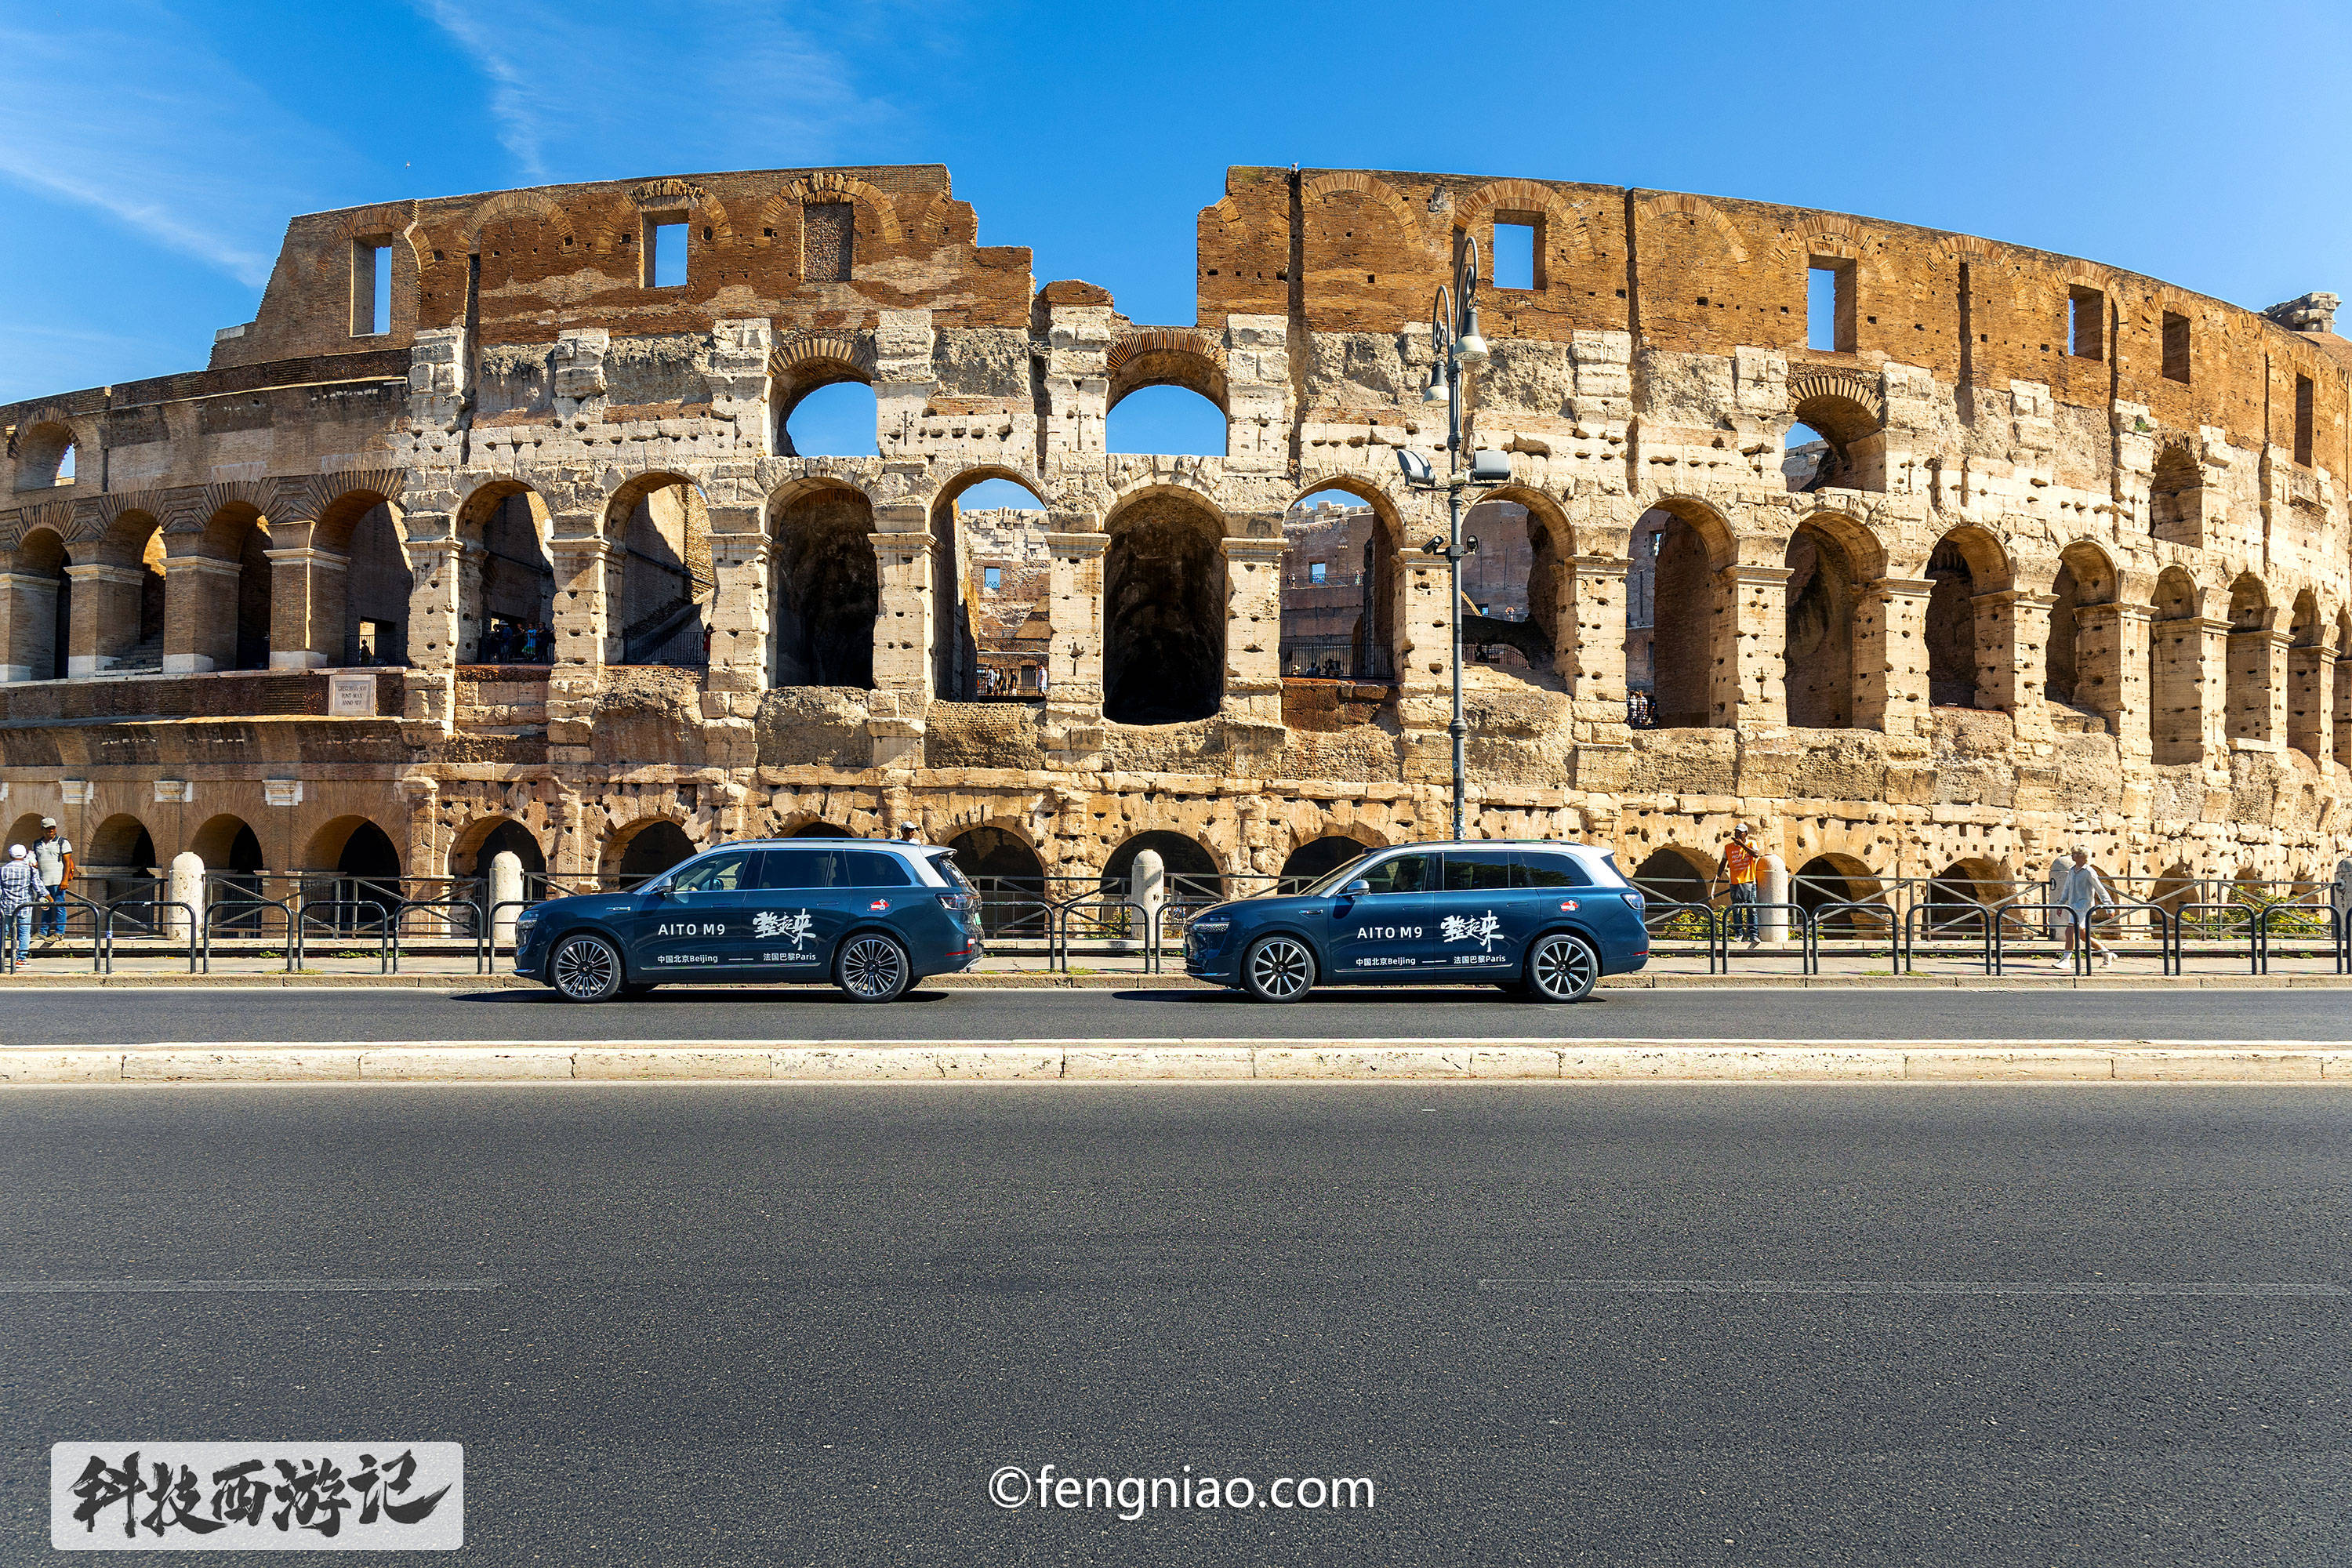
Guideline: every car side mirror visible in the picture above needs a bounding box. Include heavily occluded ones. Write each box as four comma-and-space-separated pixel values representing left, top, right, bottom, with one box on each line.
1341, 880, 1371, 897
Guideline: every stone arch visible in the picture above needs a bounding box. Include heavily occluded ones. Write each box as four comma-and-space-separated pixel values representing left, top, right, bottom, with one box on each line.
189, 812, 265, 869
1922, 524, 2011, 709
308, 487, 410, 669
1926, 856, 2009, 935
191, 812, 269, 932
12, 420, 78, 488
457, 479, 555, 664
604, 471, 713, 668
462, 189, 563, 246
2149, 443, 2201, 542
771, 332, 876, 453
83, 812, 158, 909
1793, 851, 1884, 936
1629, 846, 1716, 909
602, 816, 699, 886
2225, 572, 2276, 746
5, 525, 69, 681
303, 815, 401, 877
1781, 516, 1872, 728
768, 479, 878, 688
1103, 487, 1228, 724
1106, 328, 1229, 412
769, 172, 903, 245
1100, 829, 1226, 904
2149, 564, 2207, 763
1454, 180, 1597, 281
1785, 372, 1887, 494
1465, 484, 1570, 684
930, 466, 1051, 701
1279, 833, 1376, 887
172, 502, 273, 672
1301, 171, 1421, 328
1636, 192, 1750, 262
2045, 540, 2119, 714
1287, 476, 1403, 681
1642, 498, 1735, 728
946, 825, 1047, 935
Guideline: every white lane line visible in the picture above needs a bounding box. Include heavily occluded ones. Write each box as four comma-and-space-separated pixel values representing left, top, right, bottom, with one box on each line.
1479, 1279, 2347, 1297
0, 1279, 502, 1293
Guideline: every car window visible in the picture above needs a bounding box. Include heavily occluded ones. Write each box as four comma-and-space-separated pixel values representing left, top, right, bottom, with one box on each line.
669, 853, 753, 892
1512, 851, 1592, 889
1356, 854, 1432, 895
844, 850, 913, 887
1442, 851, 1514, 891
760, 850, 841, 891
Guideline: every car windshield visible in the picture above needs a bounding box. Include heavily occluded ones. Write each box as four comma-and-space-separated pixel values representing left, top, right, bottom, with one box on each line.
1297, 853, 1370, 896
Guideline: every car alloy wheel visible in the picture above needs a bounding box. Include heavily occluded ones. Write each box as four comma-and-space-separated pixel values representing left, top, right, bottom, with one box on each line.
1528, 932, 1599, 1003
1243, 935, 1316, 1003
837, 934, 910, 1002
550, 933, 622, 1003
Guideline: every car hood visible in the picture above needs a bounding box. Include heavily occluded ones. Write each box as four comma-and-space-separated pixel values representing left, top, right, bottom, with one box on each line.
526, 892, 641, 920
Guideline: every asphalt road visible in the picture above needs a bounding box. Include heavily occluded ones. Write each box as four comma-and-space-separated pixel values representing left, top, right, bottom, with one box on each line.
4, 1085, 2350, 1566
0, 984, 2343, 1046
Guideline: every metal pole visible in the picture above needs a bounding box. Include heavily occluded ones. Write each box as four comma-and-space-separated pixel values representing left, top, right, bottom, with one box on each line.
1446, 270, 1468, 843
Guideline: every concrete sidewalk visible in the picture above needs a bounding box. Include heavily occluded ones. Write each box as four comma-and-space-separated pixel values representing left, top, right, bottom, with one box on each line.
6, 1038, 2348, 1084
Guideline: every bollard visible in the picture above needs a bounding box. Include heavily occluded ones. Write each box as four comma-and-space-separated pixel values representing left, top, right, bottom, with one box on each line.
167, 851, 203, 944
1129, 848, 1164, 956
490, 851, 524, 946
1761, 854, 1789, 945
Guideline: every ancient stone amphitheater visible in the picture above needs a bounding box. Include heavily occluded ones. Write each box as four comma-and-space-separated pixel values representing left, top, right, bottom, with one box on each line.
2, 164, 2346, 910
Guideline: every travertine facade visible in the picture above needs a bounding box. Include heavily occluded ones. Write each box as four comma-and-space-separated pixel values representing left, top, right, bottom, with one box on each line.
2, 163, 2348, 900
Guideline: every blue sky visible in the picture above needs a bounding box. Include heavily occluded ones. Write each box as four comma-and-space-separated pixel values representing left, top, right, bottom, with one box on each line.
5, 0, 2347, 488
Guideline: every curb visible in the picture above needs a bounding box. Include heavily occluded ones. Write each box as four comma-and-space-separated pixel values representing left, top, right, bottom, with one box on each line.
2, 972, 2348, 991
3, 1039, 2346, 1085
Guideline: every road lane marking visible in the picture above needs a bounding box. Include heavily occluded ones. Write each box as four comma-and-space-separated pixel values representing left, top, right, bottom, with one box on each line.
0, 1278, 502, 1293
1479, 1279, 2347, 1296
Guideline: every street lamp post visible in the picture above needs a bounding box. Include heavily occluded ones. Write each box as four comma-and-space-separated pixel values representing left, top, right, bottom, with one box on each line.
1397, 234, 1512, 842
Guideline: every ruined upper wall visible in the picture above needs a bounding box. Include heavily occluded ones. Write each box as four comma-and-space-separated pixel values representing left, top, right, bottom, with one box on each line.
212, 165, 1033, 368
1199, 166, 2347, 469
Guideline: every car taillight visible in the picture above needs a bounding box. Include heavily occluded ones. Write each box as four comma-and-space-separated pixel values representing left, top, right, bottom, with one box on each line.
937, 891, 978, 913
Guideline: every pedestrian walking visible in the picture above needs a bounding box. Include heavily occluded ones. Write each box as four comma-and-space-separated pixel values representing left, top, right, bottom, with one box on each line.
2051, 845, 2118, 970
0, 844, 43, 966
1721, 822, 1763, 948
31, 817, 72, 944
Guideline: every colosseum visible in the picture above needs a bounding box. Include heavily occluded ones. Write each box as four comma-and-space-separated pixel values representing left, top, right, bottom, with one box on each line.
2, 163, 2347, 916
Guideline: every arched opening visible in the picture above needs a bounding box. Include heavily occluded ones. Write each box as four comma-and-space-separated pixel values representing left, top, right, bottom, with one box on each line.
2150, 568, 2205, 764
192, 505, 273, 672
1279, 834, 1374, 889
2149, 445, 2201, 543
790, 820, 856, 838
341, 501, 410, 666
1925, 858, 2009, 936
1106, 384, 1227, 457
935, 473, 1049, 700
302, 815, 401, 929
782, 379, 878, 458
1101, 830, 1224, 904
1923, 528, 2008, 710
1783, 396, 1884, 492
460, 483, 556, 664
1103, 492, 1226, 725
1283, 487, 1396, 682
1629, 847, 1715, 912
2334, 612, 2352, 771
610, 474, 713, 667
2225, 572, 2273, 745
192, 813, 268, 933
76, 511, 169, 673
2045, 543, 2118, 724
1793, 852, 1883, 936
604, 820, 696, 887
85, 813, 158, 921
5, 528, 69, 682
947, 826, 1048, 936
1458, 495, 1555, 687
1639, 504, 1729, 729
1781, 521, 1867, 728
2288, 590, 2324, 760
770, 485, 878, 688
2151, 861, 2199, 923
453, 818, 546, 883
13, 422, 77, 488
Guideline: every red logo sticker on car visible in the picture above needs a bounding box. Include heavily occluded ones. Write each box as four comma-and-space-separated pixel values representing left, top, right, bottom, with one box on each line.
869, 899, 889, 911
1560, 900, 1579, 911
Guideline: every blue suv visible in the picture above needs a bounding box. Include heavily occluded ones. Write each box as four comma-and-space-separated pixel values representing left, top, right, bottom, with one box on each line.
513, 839, 982, 1004
1185, 840, 1648, 1003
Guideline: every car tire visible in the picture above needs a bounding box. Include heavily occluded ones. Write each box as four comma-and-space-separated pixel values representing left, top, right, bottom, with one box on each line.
836, 932, 911, 1003
1240, 934, 1316, 1003
1526, 932, 1599, 1003
550, 932, 626, 1004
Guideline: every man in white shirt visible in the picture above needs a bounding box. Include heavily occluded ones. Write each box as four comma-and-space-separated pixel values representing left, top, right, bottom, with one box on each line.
31, 818, 71, 944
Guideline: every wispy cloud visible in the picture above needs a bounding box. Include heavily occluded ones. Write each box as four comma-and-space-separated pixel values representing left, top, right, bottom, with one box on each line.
0, 3, 347, 285
408, 0, 909, 185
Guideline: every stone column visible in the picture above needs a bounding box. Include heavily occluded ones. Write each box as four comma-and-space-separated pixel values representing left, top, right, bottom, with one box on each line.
489, 850, 524, 946
1761, 853, 1789, 943
1565, 555, 1630, 727
2193, 617, 2234, 768
166, 851, 202, 943
64, 564, 145, 676
1221, 535, 1288, 727
869, 509, 937, 699
1042, 530, 1107, 761
162, 550, 240, 673
1970, 589, 2055, 738
2227, 622, 2285, 748
1854, 575, 1934, 734
1714, 564, 1791, 728
2294, 646, 2337, 765
0, 572, 59, 682
544, 535, 610, 757
400, 527, 470, 731
2075, 602, 2152, 761
264, 546, 348, 669
1392, 554, 1456, 780
702, 517, 770, 713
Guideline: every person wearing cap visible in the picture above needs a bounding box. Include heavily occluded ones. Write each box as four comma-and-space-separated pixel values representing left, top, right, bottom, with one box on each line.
31, 817, 72, 945
896, 822, 924, 844
0, 845, 42, 966
2053, 844, 2117, 970
1721, 822, 1763, 948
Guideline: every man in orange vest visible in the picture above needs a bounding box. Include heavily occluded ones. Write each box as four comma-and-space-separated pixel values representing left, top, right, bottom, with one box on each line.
1722, 823, 1762, 948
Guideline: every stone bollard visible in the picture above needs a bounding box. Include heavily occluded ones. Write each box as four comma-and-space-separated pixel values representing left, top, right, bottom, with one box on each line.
1761, 854, 1789, 944
2332, 858, 2352, 923
1129, 848, 1165, 953
489, 851, 524, 947
167, 851, 203, 944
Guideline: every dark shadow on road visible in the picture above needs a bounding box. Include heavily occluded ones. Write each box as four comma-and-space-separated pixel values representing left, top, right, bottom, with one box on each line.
1108, 986, 1621, 1006
447, 989, 956, 1007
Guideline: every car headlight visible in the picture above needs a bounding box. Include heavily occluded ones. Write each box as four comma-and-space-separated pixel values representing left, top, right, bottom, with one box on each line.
1192, 920, 1232, 935
514, 909, 542, 934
